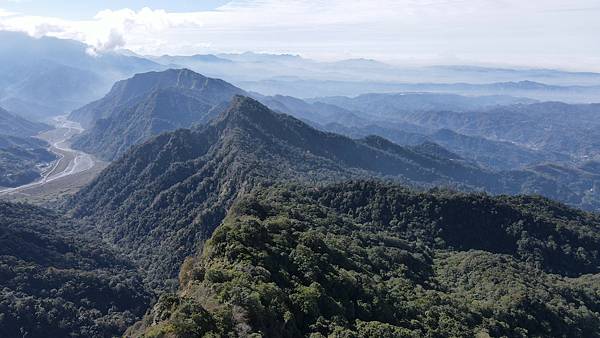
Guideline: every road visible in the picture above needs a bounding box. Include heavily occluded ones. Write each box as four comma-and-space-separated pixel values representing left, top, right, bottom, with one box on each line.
0, 116, 95, 195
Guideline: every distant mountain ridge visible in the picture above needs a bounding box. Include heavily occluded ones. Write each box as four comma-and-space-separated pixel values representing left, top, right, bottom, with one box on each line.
311, 92, 536, 119
70, 69, 246, 160
0, 31, 162, 120
0, 106, 49, 136
0, 107, 54, 187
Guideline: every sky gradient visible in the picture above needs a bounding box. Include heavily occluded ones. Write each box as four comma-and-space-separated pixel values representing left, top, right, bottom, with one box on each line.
1, 0, 599, 70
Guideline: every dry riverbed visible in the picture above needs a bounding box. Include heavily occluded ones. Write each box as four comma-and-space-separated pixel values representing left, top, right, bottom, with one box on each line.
0, 116, 106, 204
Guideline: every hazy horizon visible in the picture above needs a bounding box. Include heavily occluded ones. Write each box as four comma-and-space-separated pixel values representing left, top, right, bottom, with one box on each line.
1, 0, 599, 72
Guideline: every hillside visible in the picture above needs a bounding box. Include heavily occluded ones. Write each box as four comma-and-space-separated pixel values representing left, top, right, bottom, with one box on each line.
0, 201, 152, 338
0, 135, 57, 187
255, 94, 368, 127
70, 69, 245, 160
0, 31, 161, 119
383, 101, 600, 159
0, 106, 49, 136
326, 123, 569, 171
311, 93, 535, 119
130, 181, 600, 337
69, 96, 515, 288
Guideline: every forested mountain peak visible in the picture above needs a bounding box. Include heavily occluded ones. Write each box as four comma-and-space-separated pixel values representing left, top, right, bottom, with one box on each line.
70, 68, 245, 128
113, 68, 241, 104
70, 69, 246, 160
70, 95, 508, 287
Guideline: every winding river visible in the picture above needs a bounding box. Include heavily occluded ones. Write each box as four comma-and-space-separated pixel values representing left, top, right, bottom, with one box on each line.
0, 116, 95, 195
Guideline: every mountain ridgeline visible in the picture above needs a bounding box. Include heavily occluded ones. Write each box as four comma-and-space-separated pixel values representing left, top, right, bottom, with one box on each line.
70, 69, 245, 161
0, 106, 49, 136
129, 181, 600, 337
3, 33, 600, 338
69, 95, 501, 287
0, 31, 161, 120
69, 95, 600, 291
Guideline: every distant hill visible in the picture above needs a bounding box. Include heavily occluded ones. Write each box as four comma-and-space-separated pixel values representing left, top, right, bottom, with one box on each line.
324, 123, 569, 171
0, 106, 49, 136
70, 69, 246, 160
0, 108, 54, 187
0, 201, 151, 337
254, 93, 368, 127
392, 102, 600, 159
130, 181, 600, 337
311, 92, 536, 120
0, 135, 57, 187
0, 31, 162, 120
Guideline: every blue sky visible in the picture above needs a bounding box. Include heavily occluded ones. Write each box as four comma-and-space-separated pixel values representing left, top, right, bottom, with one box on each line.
1, 0, 599, 71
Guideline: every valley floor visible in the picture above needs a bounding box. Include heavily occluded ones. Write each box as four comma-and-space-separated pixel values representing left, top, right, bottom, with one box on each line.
0, 116, 105, 204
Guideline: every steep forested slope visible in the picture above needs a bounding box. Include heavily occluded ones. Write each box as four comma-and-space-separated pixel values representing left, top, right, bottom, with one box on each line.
70, 69, 246, 160
70, 96, 511, 288
130, 181, 600, 338
0, 202, 152, 338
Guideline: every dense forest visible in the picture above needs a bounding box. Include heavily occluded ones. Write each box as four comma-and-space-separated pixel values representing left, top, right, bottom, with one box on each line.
0, 202, 152, 338
130, 181, 600, 337
69, 96, 510, 289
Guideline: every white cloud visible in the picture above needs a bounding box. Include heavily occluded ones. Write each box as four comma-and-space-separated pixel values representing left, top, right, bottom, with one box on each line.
0, 0, 599, 70
0, 8, 15, 16
0, 6, 206, 53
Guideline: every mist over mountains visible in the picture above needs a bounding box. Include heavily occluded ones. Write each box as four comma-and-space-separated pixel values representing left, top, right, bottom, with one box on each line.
0, 31, 163, 120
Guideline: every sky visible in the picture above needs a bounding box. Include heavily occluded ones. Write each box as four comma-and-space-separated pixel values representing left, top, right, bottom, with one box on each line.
1, 0, 599, 70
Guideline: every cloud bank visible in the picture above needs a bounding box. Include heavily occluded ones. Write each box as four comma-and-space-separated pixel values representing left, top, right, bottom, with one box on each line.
0, 0, 599, 70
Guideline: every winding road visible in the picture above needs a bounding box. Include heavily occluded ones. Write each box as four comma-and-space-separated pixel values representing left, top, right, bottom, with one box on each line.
0, 116, 96, 195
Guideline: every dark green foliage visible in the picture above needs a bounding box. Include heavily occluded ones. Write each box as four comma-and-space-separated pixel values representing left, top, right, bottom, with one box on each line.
0, 201, 152, 338
0, 135, 57, 187
70, 96, 529, 289
136, 181, 600, 337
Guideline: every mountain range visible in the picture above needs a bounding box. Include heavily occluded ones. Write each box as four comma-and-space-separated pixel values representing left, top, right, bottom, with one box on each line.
3, 34, 600, 338
68, 95, 504, 287
1, 88, 599, 336
2, 31, 600, 125
68, 94, 600, 291
70, 69, 245, 160
0, 31, 162, 120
